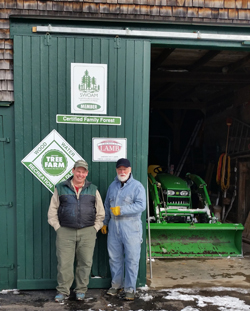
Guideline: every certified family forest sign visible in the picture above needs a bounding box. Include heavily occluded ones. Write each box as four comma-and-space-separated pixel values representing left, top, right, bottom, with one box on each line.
21, 130, 84, 193
56, 114, 121, 125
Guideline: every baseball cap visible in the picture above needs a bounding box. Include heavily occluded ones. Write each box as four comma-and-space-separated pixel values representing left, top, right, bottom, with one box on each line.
74, 159, 88, 170
116, 158, 131, 168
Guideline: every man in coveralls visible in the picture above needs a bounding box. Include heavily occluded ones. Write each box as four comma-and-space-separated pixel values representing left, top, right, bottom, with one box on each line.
101, 158, 146, 300
48, 159, 105, 303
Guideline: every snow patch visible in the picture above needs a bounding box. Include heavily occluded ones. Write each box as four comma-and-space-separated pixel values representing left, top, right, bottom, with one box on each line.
159, 287, 250, 294
163, 289, 250, 310
147, 258, 155, 262
159, 288, 197, 294
0, 289, 19, 295
138, 284, 149, 291
209, 287, 249, 294
139, 293, 154, 301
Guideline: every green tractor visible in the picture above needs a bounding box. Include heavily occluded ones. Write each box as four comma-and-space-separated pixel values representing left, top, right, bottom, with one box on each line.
147, 166, 244, 258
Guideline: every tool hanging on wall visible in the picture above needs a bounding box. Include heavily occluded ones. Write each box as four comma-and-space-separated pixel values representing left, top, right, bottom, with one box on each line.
216, 118, 232, 221
223, 161, 237, 223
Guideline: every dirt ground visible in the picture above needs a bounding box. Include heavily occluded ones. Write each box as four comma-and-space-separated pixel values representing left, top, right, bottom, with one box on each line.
1, 285, 250, 311
1, 244, 250, 311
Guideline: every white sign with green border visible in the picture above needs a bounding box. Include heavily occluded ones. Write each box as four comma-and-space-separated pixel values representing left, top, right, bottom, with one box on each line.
21, 129, 84, 193
56, 114, 121, 126
71, 63, 107, 115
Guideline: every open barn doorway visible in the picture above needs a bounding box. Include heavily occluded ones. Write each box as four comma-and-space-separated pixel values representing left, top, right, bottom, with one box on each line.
148, 46, 250, 224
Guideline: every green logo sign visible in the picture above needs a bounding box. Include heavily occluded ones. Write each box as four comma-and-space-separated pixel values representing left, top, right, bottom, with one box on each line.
22, 130, 85, 193
79, 70, 100, 92
42, 150, 68, 176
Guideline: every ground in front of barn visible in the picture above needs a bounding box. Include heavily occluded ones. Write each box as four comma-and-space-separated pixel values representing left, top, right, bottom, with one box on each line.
1, 245, 250, 311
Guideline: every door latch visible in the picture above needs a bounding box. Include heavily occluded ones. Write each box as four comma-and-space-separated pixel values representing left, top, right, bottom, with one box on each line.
0, 137, 10, 143
0, 202, 13, 208
0, 263, 15, 270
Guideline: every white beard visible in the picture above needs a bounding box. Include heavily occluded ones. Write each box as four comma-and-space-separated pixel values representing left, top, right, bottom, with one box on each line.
117, 172, 130, 182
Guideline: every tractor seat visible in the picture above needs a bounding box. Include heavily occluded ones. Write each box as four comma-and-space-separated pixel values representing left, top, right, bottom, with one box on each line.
148, 165, 162, 177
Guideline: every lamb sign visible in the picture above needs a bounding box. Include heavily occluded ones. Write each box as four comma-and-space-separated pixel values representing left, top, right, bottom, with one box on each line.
92, 138, 127, 162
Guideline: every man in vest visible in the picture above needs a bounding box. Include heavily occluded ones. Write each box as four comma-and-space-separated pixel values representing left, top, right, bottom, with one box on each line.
101, 158, 146, 301
48, 159, 105, 303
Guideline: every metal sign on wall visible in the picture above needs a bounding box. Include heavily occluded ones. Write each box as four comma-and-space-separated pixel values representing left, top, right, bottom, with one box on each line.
71, 63, 107, 115
21, 129, 84, 193
92, 138, 127, 162
56, 114, 121, 125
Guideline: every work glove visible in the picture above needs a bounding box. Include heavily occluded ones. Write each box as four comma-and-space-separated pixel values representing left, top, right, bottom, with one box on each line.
110, 206, 121, 216
101, 225, 107, 234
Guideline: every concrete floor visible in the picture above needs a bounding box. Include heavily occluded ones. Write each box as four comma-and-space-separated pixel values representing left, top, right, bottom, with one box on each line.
147, 256, 250, 289
147, 243, 250, 289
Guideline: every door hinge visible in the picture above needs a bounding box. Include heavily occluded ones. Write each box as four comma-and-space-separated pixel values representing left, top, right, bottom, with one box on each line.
44, 33, 51, 46
0, 264, 15, 270
0, 202, 13, 208
0, 137, 10, 143
114, 36, 121, 49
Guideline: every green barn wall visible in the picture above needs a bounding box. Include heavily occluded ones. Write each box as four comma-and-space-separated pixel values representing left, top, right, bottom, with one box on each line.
0, 105, 16, 290
13, 26, 150, 289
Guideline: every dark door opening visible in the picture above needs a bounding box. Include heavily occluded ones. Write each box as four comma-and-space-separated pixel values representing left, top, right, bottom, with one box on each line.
148, 46, 250, 223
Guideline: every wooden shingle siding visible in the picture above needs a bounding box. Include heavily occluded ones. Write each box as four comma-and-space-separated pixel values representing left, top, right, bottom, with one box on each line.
0, 29, 10, 40
140, 5, 150, 15
63, 2, 73, 12
236, 1, 244, 8
72, 2, 83, 12
167, 0, 177, 5
239, 8, 250, 19
177, 0, 185, 6
173, 6, 188, 16
242, 0, 249, 8
5, 0, 17, 9
160, 6, 172, 16
211, 8, 219, 18
119, 4, 128, 13
100, 3, 110, 13
2, 0, 250, 102
109, 4, 119, 13
139, 0, 149, 5
150, 5, 160, 15
193, 0, 205, 7
219, 8, 229, 18
187, 7, 199, 17
224, 0, 236, 8
184, 0, 193, 6
82, 3, 91, 12
229, 8, 238, 19
198, 7, 212, 18
205, 0, 224, 8
127, 5, 140, 14
107, 0, 118, 4
52, 2, 64, 11
23, 1, 38, 10
118, 0, 133, 4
